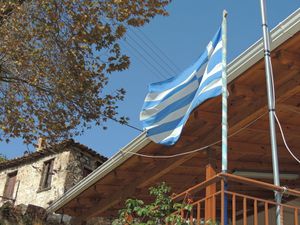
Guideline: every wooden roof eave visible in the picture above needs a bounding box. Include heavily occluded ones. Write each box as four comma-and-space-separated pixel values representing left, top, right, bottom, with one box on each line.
46, 8, 300, 215
47, 131, 150, 213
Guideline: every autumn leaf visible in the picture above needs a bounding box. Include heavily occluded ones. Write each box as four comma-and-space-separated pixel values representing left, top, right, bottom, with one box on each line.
0, 0, 170, 144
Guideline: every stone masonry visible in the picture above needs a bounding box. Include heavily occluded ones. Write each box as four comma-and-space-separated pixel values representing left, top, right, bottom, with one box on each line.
0, 140, 106, 210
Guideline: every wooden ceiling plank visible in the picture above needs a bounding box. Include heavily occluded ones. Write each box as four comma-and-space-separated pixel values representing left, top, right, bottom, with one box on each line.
73, 33, 300, 218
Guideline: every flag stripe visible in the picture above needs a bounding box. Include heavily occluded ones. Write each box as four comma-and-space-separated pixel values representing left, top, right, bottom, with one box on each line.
141, 89, 197, 128
141, 75, 198, 111
140, 27, 223, 145
145, 104, 190, 130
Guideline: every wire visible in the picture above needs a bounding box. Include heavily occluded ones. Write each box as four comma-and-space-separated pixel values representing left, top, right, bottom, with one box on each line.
121, 38, 167, 80
125, 32, 171, 79
273, 112, 300, 164
130, 139, 221, 159
137, 27, 182, 72
127, 26, 180, 75
120, 40, 165, 80
102, 18, 167, 80
107, 116, 143, 132
123, 112, 268, 158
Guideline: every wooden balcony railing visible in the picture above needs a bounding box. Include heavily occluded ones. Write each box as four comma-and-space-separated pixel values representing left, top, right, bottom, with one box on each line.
168, 173, 300, 225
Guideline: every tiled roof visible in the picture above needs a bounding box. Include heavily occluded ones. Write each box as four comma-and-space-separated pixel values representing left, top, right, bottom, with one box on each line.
0, 139, 107, 171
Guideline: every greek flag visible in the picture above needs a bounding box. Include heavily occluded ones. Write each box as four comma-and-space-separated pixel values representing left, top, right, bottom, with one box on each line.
140, 28, 223, 145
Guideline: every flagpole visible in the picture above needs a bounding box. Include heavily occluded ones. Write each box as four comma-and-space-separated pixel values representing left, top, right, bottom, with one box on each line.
221, 9, 228, 225
221, 11, 228, 173
259, 1, 281, 225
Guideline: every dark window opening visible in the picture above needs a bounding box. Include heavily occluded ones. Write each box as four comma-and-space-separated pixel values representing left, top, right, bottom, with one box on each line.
3, 171, 17, 200
39, 159, 54, 190
83, 167, 92, 177
96, 161, 102, 168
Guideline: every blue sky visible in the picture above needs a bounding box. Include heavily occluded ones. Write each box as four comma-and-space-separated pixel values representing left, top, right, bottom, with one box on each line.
1, 1, 299, 159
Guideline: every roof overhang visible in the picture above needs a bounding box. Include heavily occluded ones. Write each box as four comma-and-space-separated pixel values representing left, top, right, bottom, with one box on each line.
47, 8, 300, 217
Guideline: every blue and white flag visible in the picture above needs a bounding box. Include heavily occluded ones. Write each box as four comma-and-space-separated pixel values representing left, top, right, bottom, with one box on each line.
140, 28, 223, 145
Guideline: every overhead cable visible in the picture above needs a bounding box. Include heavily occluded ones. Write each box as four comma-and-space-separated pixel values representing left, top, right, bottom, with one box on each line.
120, 38, 167, 80
120, 40, 165, 80
123, 112, 268, 158
125, 32, 171, 79
103, 18, 167, 80
137, 27, 182, 72
128, 26, 180, 75
107, 116, 143, 132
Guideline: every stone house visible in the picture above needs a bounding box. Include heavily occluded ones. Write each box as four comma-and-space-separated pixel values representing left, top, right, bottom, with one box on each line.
0, 139, 107, 209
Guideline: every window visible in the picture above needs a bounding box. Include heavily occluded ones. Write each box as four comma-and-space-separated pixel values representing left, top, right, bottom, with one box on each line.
3, 171, 17, 200
95, 161, 102, 168
39, 159, 54, 191
83, 167, 92, 177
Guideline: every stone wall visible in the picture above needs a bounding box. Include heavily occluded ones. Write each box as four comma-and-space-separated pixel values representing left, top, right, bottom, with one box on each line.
0, 146, 106, 224
0, 151, 71, 208
0, 201, 113, 225
64, 148, 100, 191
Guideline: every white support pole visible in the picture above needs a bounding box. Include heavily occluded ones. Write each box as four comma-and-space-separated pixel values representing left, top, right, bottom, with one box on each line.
221, 10, 228, 173
259, 1, 281, 225
222, 9, 228, 225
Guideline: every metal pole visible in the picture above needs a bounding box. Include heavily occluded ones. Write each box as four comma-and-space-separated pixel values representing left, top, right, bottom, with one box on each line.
259, 1, 281, 225
221, 9, 228, 225
221, 10, 228, 174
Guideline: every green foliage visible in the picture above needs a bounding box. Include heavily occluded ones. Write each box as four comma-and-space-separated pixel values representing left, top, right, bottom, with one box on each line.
205, 219, 219, 225
112, 182, 191, 225
0, 0, 170, 144
0, 153, 7, 163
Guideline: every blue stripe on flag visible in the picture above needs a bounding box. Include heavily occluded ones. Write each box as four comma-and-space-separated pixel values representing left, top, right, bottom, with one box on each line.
141, 89, 197, 128
140, 27, 223, 145
142, 75, 198, 109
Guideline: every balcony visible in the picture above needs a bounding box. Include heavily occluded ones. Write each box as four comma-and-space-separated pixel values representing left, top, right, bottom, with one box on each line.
169, 173, 300, 225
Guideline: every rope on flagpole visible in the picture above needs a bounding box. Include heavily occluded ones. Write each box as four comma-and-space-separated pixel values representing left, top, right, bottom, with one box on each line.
124, 112, 267, 159
273, 112, 300, 164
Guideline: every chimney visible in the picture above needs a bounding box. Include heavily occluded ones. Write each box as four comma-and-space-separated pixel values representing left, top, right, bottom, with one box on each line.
36, 137, 46, 151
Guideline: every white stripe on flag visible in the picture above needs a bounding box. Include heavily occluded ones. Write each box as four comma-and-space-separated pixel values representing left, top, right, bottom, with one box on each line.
140, 27, 223, 145
144, 70, 197, 102
140, 79, 198, 120
145, 104, 190, 130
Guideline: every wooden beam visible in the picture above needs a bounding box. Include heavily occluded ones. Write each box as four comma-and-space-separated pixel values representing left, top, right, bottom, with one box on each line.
227, 141, 300, 157
278, 103, 300, 114
83, 145, 206, 218
139, 73, 300, 190
275, 50, 300, 68
82, 52, 300, 217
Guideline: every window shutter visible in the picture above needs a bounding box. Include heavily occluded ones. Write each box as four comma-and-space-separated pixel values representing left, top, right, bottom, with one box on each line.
3, 171, 17, 199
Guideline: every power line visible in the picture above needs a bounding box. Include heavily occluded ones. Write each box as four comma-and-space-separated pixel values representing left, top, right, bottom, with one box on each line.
120, 38, 167, 80
124, 112, 268, 158
127, 26, 180, 75
102, 18, 167, 81
137, 27, 182, 72
120, 39, 164, 80
107, 116, 143, 132
125, 32, 170, 79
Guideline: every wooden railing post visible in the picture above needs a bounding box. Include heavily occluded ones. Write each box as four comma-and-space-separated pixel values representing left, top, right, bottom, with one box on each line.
254, 199, 258, 225
265, 202, 269, 225
205, 164, 216, 223
295, 208, 298, 225
197, 202, 201, 225
232, 194, 236, 225
169, 173, 300, 225
243, 198, 247, 225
